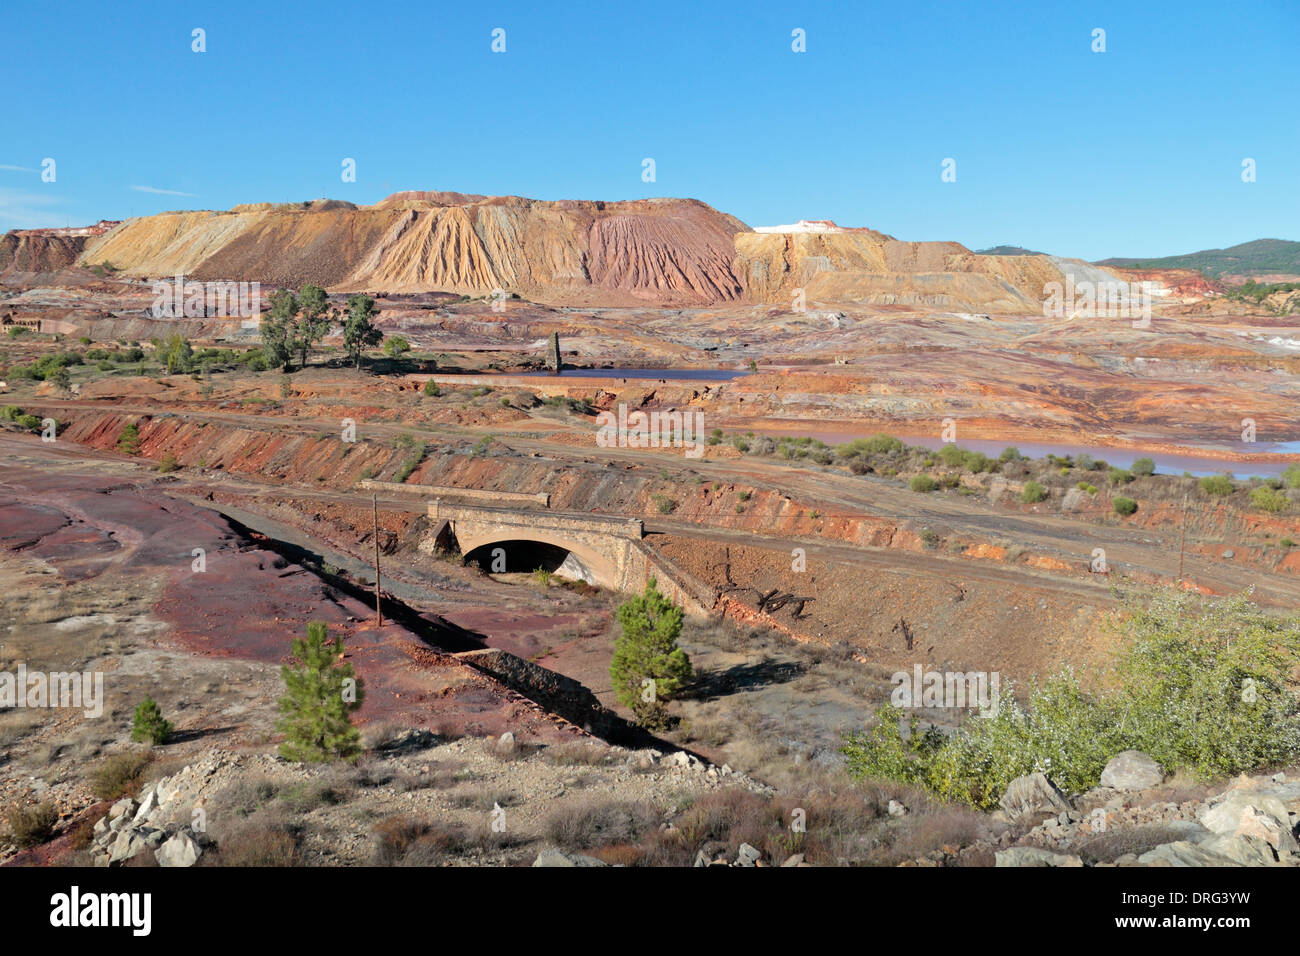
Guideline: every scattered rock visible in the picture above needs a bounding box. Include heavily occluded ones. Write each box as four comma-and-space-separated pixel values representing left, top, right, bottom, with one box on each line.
532, 847, 608, 867
1100, 751, 1164, 791
735, 843, 762, 867
999, 772, 1072, 820
995, 847, 1083, 867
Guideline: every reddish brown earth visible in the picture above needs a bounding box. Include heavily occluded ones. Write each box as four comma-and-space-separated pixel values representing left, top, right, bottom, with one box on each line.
0, 439, 582, 741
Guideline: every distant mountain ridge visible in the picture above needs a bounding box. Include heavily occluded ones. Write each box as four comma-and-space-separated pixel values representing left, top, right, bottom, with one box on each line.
975, 245, 1046, 257
1098, 239, 1300, 279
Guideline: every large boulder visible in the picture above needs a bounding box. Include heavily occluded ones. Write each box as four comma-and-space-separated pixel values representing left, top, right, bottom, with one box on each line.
995, 847, 1083, 867
131, 785, 159, 825
1198, 794, 1298, 854
108, 826, 165, 865
155, 829, 202, 868
735, 843, 762, 867
1139, 834, 1287, 867
999, 773, 1072, 820
1099, 751, 1164, 791
532, 847, 608, 867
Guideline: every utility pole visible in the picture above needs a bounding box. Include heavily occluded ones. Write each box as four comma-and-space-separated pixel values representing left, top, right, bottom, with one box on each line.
372, 493, 383, 626
1177, 493, 1188, 586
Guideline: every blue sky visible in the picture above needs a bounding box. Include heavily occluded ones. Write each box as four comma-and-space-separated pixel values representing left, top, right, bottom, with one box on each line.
3, 0, 1296, 260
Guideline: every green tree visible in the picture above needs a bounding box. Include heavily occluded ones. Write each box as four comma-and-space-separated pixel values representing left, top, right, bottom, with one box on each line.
609, 579, 692, 729
276, 622, 364, 762
292, 284, 332, 369
343, 295, 383, 369
384, 335, 410, 358
117, 421, 141, 455
131, 696, 173, 744
163, 333, 193, 374
260, 288, 298, 371
1282, 463, 1300, 490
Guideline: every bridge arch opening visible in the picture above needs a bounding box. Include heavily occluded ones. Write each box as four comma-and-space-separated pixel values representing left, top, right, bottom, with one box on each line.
463, 538, 595, 583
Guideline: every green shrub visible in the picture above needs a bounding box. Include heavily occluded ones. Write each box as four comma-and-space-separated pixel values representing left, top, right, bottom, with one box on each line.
843, 589, 1300, 807
131, 696, 173, 744
1, 405, 43, 433
4, 803, 58, 848
1200, 474, 1234, 497
393, 440, 427, 483
999, 447, 1024, 462
1020, 480, 1047, 503
90, 752, 152, 800
423, 380, 441, 397
1130, 457, 1156, 476
909, 474, 937, 493
1250, 486, 1288, 513
1283, 463, 1300, 490
116, 422, 141, 455
1113, 496, 1138, 516
156, 452, 179, 473
1109, 467, 1134, 485
936, 444, 991, 473
836, 434, 904, 458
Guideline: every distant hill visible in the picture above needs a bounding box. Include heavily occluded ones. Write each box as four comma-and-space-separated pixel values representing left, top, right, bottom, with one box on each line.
1098, 239, 1300, 278
976, 245, 1046, 257
60, 193, 1094, 312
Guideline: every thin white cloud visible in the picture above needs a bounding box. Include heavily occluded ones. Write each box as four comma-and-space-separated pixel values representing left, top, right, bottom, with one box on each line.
0, 164, 37, 173
0, 188, 69, 231
129, 185, 197, 197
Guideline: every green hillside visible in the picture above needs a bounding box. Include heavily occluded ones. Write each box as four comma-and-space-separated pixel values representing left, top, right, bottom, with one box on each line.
1098, 238, 1300, 278
975, 245, 1046, 257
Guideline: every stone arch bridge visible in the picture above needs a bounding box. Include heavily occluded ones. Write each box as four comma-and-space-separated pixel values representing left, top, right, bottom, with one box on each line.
426, 500, 713, 614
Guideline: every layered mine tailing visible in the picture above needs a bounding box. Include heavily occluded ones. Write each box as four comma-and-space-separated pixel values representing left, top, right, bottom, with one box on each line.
84, 210, 271, 279
733, 227, 1099, 313
0, 232, 87, 275
187, 205, 397, 289
586, 212, 744, 303
75, 193, 750, 306
64, 191, 1131, 312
